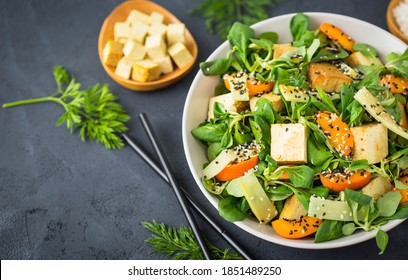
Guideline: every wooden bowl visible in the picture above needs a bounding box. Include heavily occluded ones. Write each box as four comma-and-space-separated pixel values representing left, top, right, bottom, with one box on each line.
98, 0, 198, 91
387, 0, 408, 45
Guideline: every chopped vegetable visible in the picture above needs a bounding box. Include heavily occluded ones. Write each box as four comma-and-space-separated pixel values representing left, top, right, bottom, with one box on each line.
216, 155, 259, 181
272, 216, 322, 238
378, 74, 408, 95
392, 186, 408, 205
320, 167, 371, 192
246, 77, 274, 96
239, 173, 277, 224
308, 195, 354, 221
319, 23, 355, 51
279, 85, 310, 103
313, 110, 354, 157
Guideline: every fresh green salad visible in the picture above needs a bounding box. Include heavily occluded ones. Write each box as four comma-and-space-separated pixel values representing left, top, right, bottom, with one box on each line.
191, 13, 408, 253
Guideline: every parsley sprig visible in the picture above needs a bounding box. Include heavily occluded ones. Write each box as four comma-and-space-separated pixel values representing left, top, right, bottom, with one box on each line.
142, 220, 243, 260
192, 0, 284, 40
3, 66, 130, 149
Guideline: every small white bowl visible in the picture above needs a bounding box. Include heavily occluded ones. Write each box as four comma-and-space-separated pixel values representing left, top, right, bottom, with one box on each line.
182, 12, 407, 249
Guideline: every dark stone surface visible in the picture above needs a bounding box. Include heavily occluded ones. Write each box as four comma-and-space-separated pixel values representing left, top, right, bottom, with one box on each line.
1, 0, 407, 260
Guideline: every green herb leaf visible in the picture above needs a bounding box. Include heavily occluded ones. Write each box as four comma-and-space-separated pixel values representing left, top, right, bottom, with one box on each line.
200, 58, 233, 76
353, 43, 378, 59
254, 98, 276, 124
290, 13, 309, 41
192, 0, 285, 40
280, 165, 316, 189
342, 222, 357, 236
3, 66, 130, 149
142, 220, 243, 260
315, 220, 344, 243
375, 229, 389, 255
218, 196, 247, 222
191, 122, 228, 142
376, 192, 402, 217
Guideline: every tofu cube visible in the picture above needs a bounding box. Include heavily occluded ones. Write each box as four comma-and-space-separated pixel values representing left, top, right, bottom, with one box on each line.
308, 62, 352, 93
168, 42, 193, 68
131, 60, 161, 82
145, 35, 167, 59
249, 93, 284, 113
126, 9, 151, 26
150, 11, 164, 25
271, 123, 308, 164
123, 40, 146, 61
351, 123, 388, 164
102, 40, 123, 67
117, 37, 128, 44
114, 58, 132, 79
273, 44, 295, 59
207, 93, 248, 120
114, 22, 129, 41
153, 55, 174, 74
128, 21, 149, 44
167, 23, 186, 45
148, 23, 167, 39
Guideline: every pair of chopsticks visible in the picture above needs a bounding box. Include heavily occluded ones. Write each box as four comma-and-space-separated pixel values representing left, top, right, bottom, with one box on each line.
122, 112, 251, 260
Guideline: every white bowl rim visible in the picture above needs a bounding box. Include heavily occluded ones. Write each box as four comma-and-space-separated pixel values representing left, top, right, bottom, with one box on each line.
182, 12, 407, 249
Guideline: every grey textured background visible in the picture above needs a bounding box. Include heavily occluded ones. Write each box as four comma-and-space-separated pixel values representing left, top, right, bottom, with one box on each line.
1, 0, 407, 260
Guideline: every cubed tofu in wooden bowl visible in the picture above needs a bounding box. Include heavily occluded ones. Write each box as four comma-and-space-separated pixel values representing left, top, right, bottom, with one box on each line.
98, 0, 198, 91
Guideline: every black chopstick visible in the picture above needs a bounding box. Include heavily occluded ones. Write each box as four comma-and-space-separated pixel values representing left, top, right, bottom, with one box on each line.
121, 133, 252, 260
138, 112, 213, 260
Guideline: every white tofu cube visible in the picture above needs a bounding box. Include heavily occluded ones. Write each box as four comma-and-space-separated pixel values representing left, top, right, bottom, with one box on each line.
150, 11, 164, 25
167, 42, 193, 68
131, 60, 161, 82
123, 40, 146, 61
145, 35, 167, 59
167, 23, 186, 45
351, 123, 388, 164
117, 37, 128, 44
153, 55, 174, 74
126, 9, 151, 26
114, 22, 129, 41
128, 21, 149, 44
102, 40, 123, 67
114, 58, 132, 79
148, 23, 167, 39
271, 123, 308, 164
207, 93, 248, 120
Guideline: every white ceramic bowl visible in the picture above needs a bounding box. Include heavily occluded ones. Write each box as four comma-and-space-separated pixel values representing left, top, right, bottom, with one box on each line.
182, 12, 407, 249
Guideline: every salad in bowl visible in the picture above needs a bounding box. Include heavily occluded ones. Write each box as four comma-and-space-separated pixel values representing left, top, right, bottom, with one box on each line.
183, 13, 408, 252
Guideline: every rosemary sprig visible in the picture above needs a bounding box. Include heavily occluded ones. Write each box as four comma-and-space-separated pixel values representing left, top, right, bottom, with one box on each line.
191, 0, 284, 40
2, 66, 130, 149
142, 220, 243, 260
